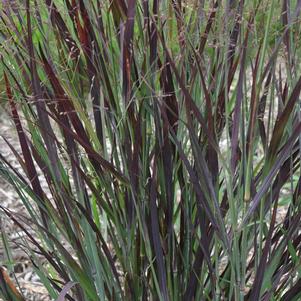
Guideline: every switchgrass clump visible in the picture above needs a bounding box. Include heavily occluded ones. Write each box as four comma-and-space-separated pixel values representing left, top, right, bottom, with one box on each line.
1, 0, 301, 300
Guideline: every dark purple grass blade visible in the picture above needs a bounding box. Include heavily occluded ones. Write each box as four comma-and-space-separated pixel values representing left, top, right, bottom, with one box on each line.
45, 278, 76, 301
122, 0, 136, 106
197, 0, 218, 56
263, 145, 300, 215
75, 201, 123, 295
38, 46, 128, 183
230, 18, 250, 172
158, 56, 179, 133
109, 0, 127, 26
227, 0, 244, 66
195, 56, 219, 183
282, 0, 291, 65
246, 43, 261, 156
249, 200, 278, 300
0, 152, 28, 186
264, 210, 301, 300
119, 8, 141, 222
261, 0, 301, 82
149, 157, 170, 301
281, 278, 301, 300
157, 56, 178, 242
26, 0, 63, 187
2, 136, 27, 174
0, 205, 70, 282
1, 3, 26, 48
241, 121, 301, 226
4, 72, 49, 228
44, 0, 80, 59
257, 70, 273, 149
26, 216, 98, 300
77, 0, 105, 144
156, 27, 220, 156
55, 282, 78, 301
183, 211, 215, 300
167, 124, 229, 250
189, 0, 219, 86
268, 75, 301, 161
161, 133, 174, 240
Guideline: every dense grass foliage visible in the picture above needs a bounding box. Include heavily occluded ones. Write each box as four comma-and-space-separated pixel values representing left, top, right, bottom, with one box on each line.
1, 0, 301, 300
